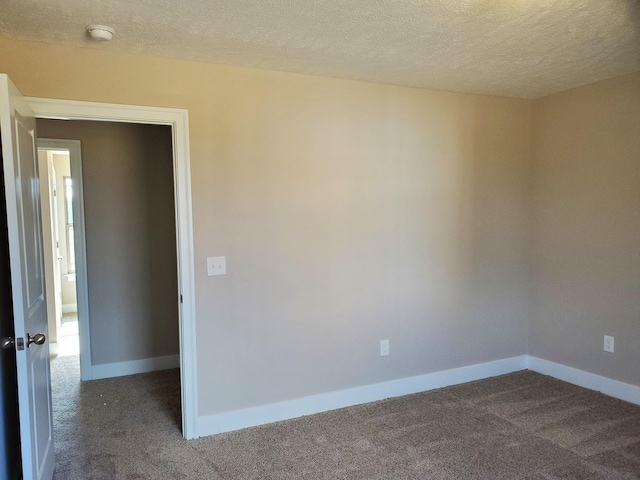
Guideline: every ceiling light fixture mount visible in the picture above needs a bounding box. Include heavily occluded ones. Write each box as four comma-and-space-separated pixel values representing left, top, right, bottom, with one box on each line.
86, 25, 115, 41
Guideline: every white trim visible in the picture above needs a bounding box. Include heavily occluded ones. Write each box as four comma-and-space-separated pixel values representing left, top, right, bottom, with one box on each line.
526, 356, 640, 406
91, 354, 180, 380
61, 303, 77, 314
48, 342, 59, 356
196, 354, 640, 438
196, 355, 528, 437
28, 97, 198, 439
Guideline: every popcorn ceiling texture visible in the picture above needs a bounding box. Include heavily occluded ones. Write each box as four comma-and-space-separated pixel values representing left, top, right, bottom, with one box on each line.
1, 0, 638, 98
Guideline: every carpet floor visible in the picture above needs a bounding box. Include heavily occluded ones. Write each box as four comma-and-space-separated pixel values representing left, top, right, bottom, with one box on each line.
51, 356, 640, 479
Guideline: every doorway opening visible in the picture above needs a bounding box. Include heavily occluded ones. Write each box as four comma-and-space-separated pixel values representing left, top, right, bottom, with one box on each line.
37, 120, 184, 437
28, 97, 197, 440
38, 146, 80, 363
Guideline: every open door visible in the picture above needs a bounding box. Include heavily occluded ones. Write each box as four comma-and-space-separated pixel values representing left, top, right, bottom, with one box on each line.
0, 74, 55, 479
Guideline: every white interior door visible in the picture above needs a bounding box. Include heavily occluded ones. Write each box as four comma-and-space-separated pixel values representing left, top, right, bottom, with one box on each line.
0, 74, 55, 480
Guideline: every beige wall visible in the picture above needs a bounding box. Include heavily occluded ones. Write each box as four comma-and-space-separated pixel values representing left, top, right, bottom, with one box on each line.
1, 36, 531, 416
37, 119, 179, 366
529, 72, 640, 385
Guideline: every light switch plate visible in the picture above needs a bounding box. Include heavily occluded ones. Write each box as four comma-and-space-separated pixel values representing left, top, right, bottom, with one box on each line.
207, 256, 226, 276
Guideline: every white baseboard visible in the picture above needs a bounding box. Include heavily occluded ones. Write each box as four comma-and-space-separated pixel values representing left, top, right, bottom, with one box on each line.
196, 355, 528, 437
91, 354, 180, 380
195, 354, 640, 438
526, 356, 640, 406
62, 303, 77, 314
48, 342, 59, 356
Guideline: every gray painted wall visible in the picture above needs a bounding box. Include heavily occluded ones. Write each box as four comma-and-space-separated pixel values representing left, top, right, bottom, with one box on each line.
529, 71, 640, 386
36, 120, 179, 366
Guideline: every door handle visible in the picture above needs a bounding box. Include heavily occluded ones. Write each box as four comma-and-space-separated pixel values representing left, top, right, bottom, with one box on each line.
1, 337, 14, 350
27, 333, 46, 347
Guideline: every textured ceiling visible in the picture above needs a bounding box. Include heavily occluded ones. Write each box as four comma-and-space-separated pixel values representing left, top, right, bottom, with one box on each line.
1, 0, 639, 98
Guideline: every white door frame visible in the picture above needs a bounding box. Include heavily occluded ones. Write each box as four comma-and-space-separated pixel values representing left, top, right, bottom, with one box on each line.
37, 139, 90, 379
27, 97, 198, 440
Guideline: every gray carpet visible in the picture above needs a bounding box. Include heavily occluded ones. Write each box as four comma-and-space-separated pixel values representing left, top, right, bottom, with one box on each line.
51, 355, 640, 479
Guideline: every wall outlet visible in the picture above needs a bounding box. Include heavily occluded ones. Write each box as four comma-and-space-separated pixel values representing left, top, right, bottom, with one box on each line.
207, 256, 226, 276
603, 335, 614, 353
380, 339, 389, 357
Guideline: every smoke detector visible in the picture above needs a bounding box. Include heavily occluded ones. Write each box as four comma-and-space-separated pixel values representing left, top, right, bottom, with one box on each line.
87, 25, 115, 41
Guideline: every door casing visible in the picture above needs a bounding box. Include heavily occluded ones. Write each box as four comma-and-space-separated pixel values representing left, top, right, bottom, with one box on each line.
27, 97, 199, 440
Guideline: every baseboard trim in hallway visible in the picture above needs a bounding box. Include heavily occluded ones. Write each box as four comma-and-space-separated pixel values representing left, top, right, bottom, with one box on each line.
91, 354, 180, 380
